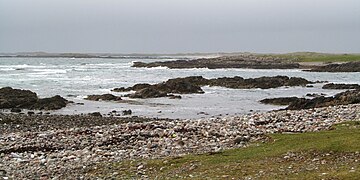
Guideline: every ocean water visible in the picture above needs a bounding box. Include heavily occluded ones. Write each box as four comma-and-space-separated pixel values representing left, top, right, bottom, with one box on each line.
0, 57, 359, 119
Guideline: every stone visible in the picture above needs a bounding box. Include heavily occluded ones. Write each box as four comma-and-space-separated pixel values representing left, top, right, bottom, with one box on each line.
114, 76, 313, 99
260, 97, 302, 106
85, 94, 122, 101
322, 83, 360, 90
287, 90, 360, 110
307, 61, 360, 72
122, 110, 132, 116
132, 55, 300, 69
89, 112, 102, 117
0, 87, 69, 111
10, 108, 22, 113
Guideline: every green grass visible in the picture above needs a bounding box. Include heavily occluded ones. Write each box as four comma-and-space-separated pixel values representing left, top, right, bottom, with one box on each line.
87, 121, 360, 179
257, 52, 360, 63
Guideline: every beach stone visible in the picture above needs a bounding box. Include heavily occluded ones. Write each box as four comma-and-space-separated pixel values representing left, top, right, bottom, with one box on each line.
10, 108, 22, 113
122, 110, 132, 116
89, 112, 102, 117
233, 136, 250, 144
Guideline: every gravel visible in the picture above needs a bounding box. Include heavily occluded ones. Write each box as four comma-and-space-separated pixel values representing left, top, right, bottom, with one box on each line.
0, 104, 359, 179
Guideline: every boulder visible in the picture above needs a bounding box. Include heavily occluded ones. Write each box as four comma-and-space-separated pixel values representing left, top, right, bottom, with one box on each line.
306, 61, 360, 72
287, 90, 360, 110
322, 83, 360, 90
0, 87, 38, 109
0, 87, 69, 110
128, 87, 168, 99
89, 112, 102, 117
260, 97, 303, 106
30, 95, 69, 110
10, 108, 22, 113
85, 94, 122, 101
209, 76, 312, 89
122, 109, 132, 115
112, 83, 151, 92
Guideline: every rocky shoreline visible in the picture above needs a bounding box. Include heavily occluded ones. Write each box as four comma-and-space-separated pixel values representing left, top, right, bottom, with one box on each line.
132, 55, 360, 72
133, 55, 300, 69
1, 104, 359, 179
305, 61, 360, 72
260, 89, 360, 110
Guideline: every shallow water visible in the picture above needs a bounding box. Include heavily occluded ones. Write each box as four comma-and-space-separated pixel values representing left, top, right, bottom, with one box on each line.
0, 57, 359, 119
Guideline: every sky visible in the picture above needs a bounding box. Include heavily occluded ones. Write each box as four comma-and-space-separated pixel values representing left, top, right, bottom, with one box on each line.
0, 0, 359, 53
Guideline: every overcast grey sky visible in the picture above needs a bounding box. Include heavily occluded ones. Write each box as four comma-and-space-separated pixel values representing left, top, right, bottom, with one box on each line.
0, 0, 359, 53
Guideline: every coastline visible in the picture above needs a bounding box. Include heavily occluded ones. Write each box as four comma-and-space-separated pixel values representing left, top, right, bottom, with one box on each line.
1, 104, 359, 178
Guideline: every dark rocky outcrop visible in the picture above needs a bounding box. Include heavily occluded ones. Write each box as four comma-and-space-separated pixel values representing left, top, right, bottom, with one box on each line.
260, 97, 304, 106
132, 55, 300, 69
322, 83, 360, 90
208, 76, 311, 89
112, 84, 151, 92
128, 87, 169, 99
306, 61, 360, 72
89, 112, 102, 117
260, 90, 360, 110
0, 87, 69, 110
287, 90, 360, 110
30, 95, 69, 110
85, 94, 122, 101
0, 87, 38, 109
113, 76, 313, 99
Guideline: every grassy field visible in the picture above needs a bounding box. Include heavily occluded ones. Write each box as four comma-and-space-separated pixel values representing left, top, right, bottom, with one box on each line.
258, 52, 360, 63
87, 121, 360, 179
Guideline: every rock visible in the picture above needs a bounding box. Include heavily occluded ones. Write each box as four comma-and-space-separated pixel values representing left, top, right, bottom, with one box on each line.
27, 111, 35, 116
234, 136, 250, 144
112, 83, 151, 92
10, 108, 22, 113
168, 95, 182, 99
89, 112, 102, 117
30, 95, 69, 110
306, 93, 325, 98
322, 83, 360, 90
128, 87, 168, 98
0, 87, 69, 111
132, 55, 300, 69
260, 97, 303, 106
0, 87, 38, 109
287, 90, 360, 110
85, 94, 122, 101
208, 76, 312, 89
306, 61, 360, 72
121, 77, 206, 99
115, 76, 313, 99
122, 110, 132, 115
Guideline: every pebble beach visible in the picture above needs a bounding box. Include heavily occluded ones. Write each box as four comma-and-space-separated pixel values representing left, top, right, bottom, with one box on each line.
1, 104, 359, 179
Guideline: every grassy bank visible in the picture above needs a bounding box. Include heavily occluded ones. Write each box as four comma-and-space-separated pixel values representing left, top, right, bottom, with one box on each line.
87, 121, 360, 179
259, 52, 360, 63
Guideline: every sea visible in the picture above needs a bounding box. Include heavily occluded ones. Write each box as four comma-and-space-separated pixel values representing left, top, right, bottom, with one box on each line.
0, 57, 359, 119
